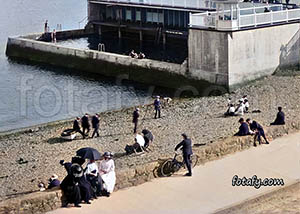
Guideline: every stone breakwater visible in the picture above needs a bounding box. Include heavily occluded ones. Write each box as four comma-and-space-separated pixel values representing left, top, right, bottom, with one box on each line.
0, 75, 300, 212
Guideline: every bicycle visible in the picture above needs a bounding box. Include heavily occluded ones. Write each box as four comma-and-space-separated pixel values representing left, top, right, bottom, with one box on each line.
160, 152, 199, 177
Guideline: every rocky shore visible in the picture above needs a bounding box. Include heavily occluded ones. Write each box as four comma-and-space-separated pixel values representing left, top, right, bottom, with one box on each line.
0, 74, 299, 202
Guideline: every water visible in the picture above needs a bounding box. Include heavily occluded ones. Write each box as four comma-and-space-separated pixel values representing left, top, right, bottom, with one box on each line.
0, 0, 151, 132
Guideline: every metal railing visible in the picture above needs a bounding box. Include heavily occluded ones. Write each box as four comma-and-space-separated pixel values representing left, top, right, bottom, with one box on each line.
92, 0, 216, 9
189, 4, 300, 30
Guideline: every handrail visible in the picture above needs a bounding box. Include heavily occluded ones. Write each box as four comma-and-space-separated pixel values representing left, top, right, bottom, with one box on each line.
78, 16, 88, 28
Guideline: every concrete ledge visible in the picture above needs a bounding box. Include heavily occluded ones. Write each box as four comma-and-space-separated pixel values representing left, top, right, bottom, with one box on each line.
0, 122, 299, 214
213, 180, 300, 214
5, 31, 219, 92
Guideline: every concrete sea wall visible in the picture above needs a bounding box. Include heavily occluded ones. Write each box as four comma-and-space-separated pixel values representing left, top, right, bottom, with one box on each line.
6, 33, 217, 92
1, 122, 299, 214
188, 22, 300, 90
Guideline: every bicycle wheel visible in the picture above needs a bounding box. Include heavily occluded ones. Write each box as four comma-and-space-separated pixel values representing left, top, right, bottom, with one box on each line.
160, 159, 174, 177
190, 154, 199, 168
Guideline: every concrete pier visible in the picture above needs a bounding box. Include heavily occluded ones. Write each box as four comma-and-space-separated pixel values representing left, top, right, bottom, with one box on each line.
188, 22, 300, 90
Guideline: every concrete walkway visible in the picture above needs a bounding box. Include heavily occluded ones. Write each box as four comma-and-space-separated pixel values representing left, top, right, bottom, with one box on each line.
48, 132, 300, 214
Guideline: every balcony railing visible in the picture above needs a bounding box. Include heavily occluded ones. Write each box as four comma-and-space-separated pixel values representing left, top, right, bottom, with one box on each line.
189, 5, 300, 31
91, 0, 216, 9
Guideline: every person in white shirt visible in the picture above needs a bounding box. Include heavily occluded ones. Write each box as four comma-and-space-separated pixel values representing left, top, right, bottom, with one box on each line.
98, 152, 116, 197
235, 100, 245, 116
244, 99, 249, 113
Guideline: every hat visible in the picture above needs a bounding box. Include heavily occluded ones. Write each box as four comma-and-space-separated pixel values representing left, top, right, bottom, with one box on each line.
239, 99, 243, 102
51, 174, 58, 180
156, 96, 160, 99
136, 108, 140, 111
103, 152, 111, 158
71, 163, 83, 178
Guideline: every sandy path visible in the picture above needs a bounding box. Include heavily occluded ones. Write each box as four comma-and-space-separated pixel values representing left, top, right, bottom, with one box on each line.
48, 132, 300, 214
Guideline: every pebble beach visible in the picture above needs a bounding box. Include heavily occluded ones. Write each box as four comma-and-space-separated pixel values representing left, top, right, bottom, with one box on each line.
0, 74, 299, 202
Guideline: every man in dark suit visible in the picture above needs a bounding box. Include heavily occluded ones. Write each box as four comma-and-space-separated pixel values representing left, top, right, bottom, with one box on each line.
91, 114, 100, 138
234, 118, 250, 136
154, 96, 161, 119
132, 108, 139, 134
73, 117, 85, 138
81, 113, 90, 137
246, 118, 269, 146
270, 107, 285, 125
175, 133, 193, 176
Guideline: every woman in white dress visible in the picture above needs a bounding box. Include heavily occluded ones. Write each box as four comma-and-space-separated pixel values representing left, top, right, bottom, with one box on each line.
98, 152, 116, 197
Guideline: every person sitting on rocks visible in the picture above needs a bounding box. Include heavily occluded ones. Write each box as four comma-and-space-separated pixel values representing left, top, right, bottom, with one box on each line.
98, 152, 116, 197
243, 99, 249, 113
270, 107, 285, 125
48, 174, 60, 189
60, 163, 83, 208
129, 50, 138, 58
124, 133, 145, 154
235, 99, 245, 116
85, 160, 103, 198
61, 157, 92, 204
138, 52, 145, 59
225, 104, 235, 116
246, 118, 269, 146
234, 118, 250, 136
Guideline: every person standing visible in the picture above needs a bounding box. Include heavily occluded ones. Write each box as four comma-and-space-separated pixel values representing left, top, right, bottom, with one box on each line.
91, 114, 100, 138
246, 118, 269, 146
132, 108, 139, 134
270, 107, 285, 125
154, 96, 161, 119
73, 117, 85, 139
175, 133, 193, 177
44, 20, 48, 33
81, 113, 90, 137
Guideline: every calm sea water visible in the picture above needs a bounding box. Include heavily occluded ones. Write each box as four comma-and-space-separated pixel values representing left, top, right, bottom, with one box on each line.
0, 0, 152, 132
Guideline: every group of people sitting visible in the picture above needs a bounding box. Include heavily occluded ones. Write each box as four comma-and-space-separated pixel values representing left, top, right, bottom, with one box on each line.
234, 107, 285, 146
129, 50, 145, 59
225, 95, 249, 116
53, 153, 116, 208
125, 129, 154, 155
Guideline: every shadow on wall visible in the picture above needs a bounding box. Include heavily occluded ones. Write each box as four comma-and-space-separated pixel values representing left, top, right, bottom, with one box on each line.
278, 27, 300, 72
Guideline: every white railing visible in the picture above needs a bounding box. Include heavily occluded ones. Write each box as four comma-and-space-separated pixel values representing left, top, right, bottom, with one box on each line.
239, 8, 300, 28
190, 6, 300, 31
92, 0, 216, 9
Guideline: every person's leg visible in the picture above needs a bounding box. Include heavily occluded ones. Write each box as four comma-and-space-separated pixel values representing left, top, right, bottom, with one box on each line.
253, 134, 258, 147
82, 127, 86, 135
257, 132, 262, 144
183, 154, 192, 176
96, 127, 100, 137
134, 121, 137, 133
92, 128, 96, 138
158, 109, 161, 118
154, 109, 157, 119
261, 130, 269, 144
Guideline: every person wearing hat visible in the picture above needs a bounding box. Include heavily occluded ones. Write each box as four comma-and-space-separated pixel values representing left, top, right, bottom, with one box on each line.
98, 152, 116, 197
91, 114, 100, 138
234, 118, 250, 136
175, 134, 193, 176
154, 96, 161, 119
72, 117, 85, 139
48, 174, 60, 189
60, 163, 83, 207
132, 108, 140, 134
81, 113, 90, 137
